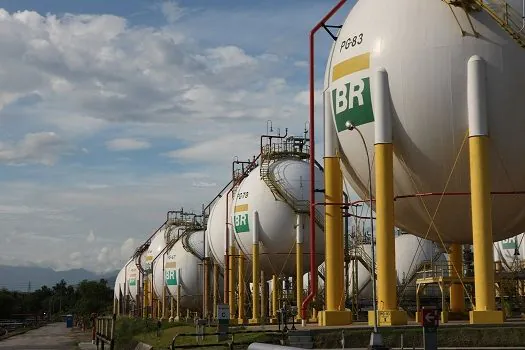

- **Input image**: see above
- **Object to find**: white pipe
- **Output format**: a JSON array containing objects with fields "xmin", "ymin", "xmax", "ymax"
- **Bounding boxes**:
[
  {"xmin": 253, "ymin": 210, "xmax": 260, "ymax": 244},
  {"xmin": 324, "ymin": 89, "xmax": 338, "ymax": 157},
  {"xmin": 374, "ymin": 68, "xmax": 393, "ymax": 145},
  {"xmin": 467, "ymin": 55, "xmax": 488, "ymax": 137},
  {"xmin": 296, "ymin": 214, "xmax": 304, "ymax": 244}
]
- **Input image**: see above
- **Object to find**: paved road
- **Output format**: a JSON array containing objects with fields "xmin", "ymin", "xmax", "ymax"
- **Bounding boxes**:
[{"xmin": 0, "ymin": 322, "xmax": 83, "ymax": 349}]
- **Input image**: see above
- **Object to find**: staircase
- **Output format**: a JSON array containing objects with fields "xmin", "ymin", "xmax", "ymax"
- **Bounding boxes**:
[
  {"xmin": 448, "ymin": 0, "xmax": 525, "ymax": 48},
  {"xmin": 348, "ymin": 244, "xmax": 376, "ymax": 277},
  {"xmin": 261, "ymin": 162, "xmax": 325, "ymax": 232}
]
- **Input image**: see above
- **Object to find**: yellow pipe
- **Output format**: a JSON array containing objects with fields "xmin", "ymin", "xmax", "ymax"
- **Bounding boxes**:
[
  {"xmin": 229, "ymin": 246, "xmax": 237, "ymax": 318},
  {"xmin": 213, "ymin": 262, "xmax": 218, "ymax": 319},
  {"xmin": 170, "ymin": 296, "xmax": 174, "ymax": 321},
  {"xmin": 296, "ymin": 242, "xmax": 303, "ymax": 319},
  {"xmin": 143, "ymin": 277, "xmax": 149, "ymax": 319},
  {"xmin": 324, "ymin": 156, "xmax": 344, "ymax": 311},
  {"xmin": 203, "ymin": 258, "xmax": 209, "ymax": 318},
  {"xmin": 176, "ymin": 284, "xmax": 181, "ymax": 320},
  {"xmin": 449, "ymin": 244, "xmax": 465, "ymax": 312},
  {"xmin": 272, "ymin": 275, "xmax": 278, "ymax": 317},
  {"xmin": 469, "ymin": 136, "xmax": 496, "ymax": 311},
  {"xmin": 261, "ymin": 270, "xmax": 267, "ymax": 320},
  {"xmin": 375, "ymin": 143, "xmax": 397, "ymax": 311},
  {"xmin": 238, "ymin": 252, "xmax": 245, "ymax": 323},
  {"xmin": 251, "ymin": 243, "xmax": 260, "ymax": 322}
]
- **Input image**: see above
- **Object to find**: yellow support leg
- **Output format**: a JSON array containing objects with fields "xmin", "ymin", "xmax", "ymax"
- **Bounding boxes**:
[
  {"xmin": 270, "ymin": 275, "xmax": 278, "ymax": 324},
  {"xmin": 449, "ymin": 244, "xmax": 465, "ymax": 313},
  {"xmin": 203, "ymin": 258, "xmax": 209, "ymax": 319},
  {"xmin": 320, "ymin": 156, "xmax": 352, "ymax": 326},
  {"xmin": 296, "ymin": 242, "xmax": 304, "ymax": 321},
  {"xmin": 468, "ymin": 135, "xmax": 504, "ymax": 324},
  {"xmin": 143, "ymin": 277, "xmax": 149, "ymax": 319},
  {"xmin": 229, "ymin": 246, "xmax": 237, "ymax": 325},
  {"xmin": 368, "ymin": 143, "xmax": 407, "ymax": 326},
  {"xmin": 238, "ymin": 252, "xmax": 246, "ymax": 324},
  {"xmin": 213, "ymin": 262, "xmax": 218, "ymax": 319},
  {"xmin": 249, "ymin": 243, "xmax": 261, "ymax": 324}
]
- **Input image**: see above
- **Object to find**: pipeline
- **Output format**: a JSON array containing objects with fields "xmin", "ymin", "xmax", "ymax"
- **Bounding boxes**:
[{"xmin": 302, "ymin": 0, "xmax": 348, "ymax": 320}]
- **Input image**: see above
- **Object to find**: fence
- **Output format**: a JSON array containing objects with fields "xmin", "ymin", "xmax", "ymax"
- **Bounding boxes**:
[{"xmin": 95, "ymin": 314, "xmax": 116, "ymax": 350}]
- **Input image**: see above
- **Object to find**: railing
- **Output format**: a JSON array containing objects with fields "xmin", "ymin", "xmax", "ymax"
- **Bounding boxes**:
[
  {"xmin": 448, "ymin": 0, "xmax": 525, "ymax": 47},
  {"xmin": 95, "ymin": 314, "xmax": 116, "ymax": 350},
  {"xmin": 265, "ymin": 172, "xmax": 325, "ymax": 232},
  {"xmin": 479, "ymin": 0, "xmax": 525, "ymax": 46}
]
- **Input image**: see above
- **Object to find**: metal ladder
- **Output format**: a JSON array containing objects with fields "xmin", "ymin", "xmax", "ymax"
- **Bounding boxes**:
[
  {"xmin": 261, "ymin": 163, "xmax": 325, "ymax": 232},
  {"xmin": 448, "ymin": 0, "xmax": 525, "ymax": 48}
]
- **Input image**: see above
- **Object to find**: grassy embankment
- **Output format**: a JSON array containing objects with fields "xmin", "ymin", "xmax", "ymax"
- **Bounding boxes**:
[{"xmin": 115, "ymin": 318, "xmax": 280, "ymax": 349}]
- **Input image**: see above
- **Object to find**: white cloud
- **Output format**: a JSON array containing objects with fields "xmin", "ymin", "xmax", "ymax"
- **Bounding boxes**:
[
  {"xmin": 0, "ymin": 5, "xmax": 319, "ymax": 273},
  {"xmin": 69, "ymin": 251, "xmax": 81, "ymax": 260},
  {"xmin": 0, "ymin": 132, "xmax": 68, "ymax": 166},
  {"xmin": 120, "ymin": 238, "xmax": 136, "ymax": 259},
  {"xmin": 294, "ymin": 61, "xmax": 308, "ymax": 68},
  {"xmin": 106, "ymin": 138, "xmax": 151, "ymax": 151},
  {"xmin": 87, "ymin": 230, "xmax": 96, "ymax": 243},
  {"xmin": 165, "ymin": 133, "xmax": 258, "ymax": 164},
  {"xmin": 161, "ymin": 1, "xmax": 184, "ymax": 24}
]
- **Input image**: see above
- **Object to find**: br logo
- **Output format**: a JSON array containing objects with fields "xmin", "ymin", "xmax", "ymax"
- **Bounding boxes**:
[
  {"xmin": 234, "ymin": 213, "xmax": 249, "ymax": 233},
  {"xmin": 331, "ymin": 77, "xmax": 374, "ymax": 132},
  {"xmin": 165, "ymin": 269, "xmax": 178, "ymax": 286}
]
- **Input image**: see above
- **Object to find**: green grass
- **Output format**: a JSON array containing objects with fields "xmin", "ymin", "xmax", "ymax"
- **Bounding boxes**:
[{"xmin": 134, "ymin": 324, "xmax": 280, "ymax": 349}]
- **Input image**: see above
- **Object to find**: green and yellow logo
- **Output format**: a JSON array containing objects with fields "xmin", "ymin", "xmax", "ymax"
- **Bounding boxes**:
[
  {"xmin": 165, "ymin": 262, "xmax": 178, "ymax": 286},
  {"xmin": 502, "ymin": 238, "xmax": 517, "ymax": 250},
  {"xmin": 234, "ymin": 204, "xmax": 249, "ymax": 233},
  {"xmin": 128, "ymin": 274, "xmax": 137, "ymax": 286},
  {"xmin": 331, "ymin": 52, "xmax": 374, "ymax": 132}
]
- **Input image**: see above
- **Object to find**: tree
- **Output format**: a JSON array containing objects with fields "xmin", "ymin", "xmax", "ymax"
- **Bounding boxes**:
[{"xmin": 74, "ymin": 279, "xmax": 113, "ymax": 317}]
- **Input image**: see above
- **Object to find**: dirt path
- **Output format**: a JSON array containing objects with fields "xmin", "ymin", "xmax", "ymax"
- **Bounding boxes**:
[{"xmin": 0, "ymin": 322, "xmax": 91, "ymax": 349}]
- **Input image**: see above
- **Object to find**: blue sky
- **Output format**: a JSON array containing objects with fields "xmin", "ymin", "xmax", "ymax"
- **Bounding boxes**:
[{"xmin": 0, "ymin": 0, "xmax": 356, "ymax": 273}]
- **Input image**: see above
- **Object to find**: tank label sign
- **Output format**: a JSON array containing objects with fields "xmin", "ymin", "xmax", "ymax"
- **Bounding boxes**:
[
  {"xmin": 234, "ymin": 204, "xmax": 250, "ymax": 233},
  {"xmin": 165, "ymin": 269, "xmax": 178, "ymax": 286},
  {"xmin": 331, "ymin": 52, "xmax": 374, "ymax": 132},
  {"xmin": 502, "ymin": 238, "xmax": 517, "ymax": 250}
]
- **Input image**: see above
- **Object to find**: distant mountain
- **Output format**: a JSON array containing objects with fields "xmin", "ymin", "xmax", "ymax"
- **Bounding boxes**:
[{"xmin": 0, "ymin": 265, "xmax": 118, "ymax": 291}]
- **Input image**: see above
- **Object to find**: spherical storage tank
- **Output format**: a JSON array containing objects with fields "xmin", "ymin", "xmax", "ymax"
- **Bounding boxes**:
[
  {"xmin": 494, "ymin": 232, "xmax": 525, "ymax": 267},
  {"xmin": 347, "ymin": 234, "xmax": 444, "ymax": 299},
  {"xmin": 114, "ymin": 265, "xmax": 127, "ymax": 300},
  {"xmin": 206, "ymin": 192, "xmax": 234, "ymax": 268},
  {"xmin": 140, "ymin": 228, "xmax": 168, "ymax": 273},
  {"xmin": 328, "ymin": 0, "xmax": 525, "ymax": 243},
  {"xmin": 125, "ymin": 261, "xmax": 140, "ymax": 301},
  {"xmin": 232, "ymin": 159, "xmax": 325, "ymax": 276},
  {"xmin": 153, "ymin": 230, "xmax": 208, "ymax": 310}
]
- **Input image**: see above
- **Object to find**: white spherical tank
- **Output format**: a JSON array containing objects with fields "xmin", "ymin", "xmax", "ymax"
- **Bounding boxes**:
[
  {"xmin": 141, "ymin": 228, "xmax": 167, "ymax": 273},
  {"xmin": 125, "ymin": 261, "xmax": 140, "ymax": 301},
  {"xmin": 347, "ymin": 244, "xmax": 373, "ymax": 299},
  {"xmin": 494, "ymin": 233, "xmax": 525, "ymax": 267},
  {"xmin": 153, "ymin": 230, "xmax": 207, "ymax": 310},
  {"xmin": 114, "ymin": 266, "xmax": 127, "ymax": 300},
  {"xmin": 347, "ymin": 234, "xmax": 443, "ymax": 298},
  {"xmin": 206, "ymin": 192, "xmax": 233, "ymax": 268},
  {"xmin": 232, "ymin": 159, "xmax": 325, "ymax": 276},
  {"xmin": 328, "ymin": 0, "xmax": 525, "ymax": 243}
]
